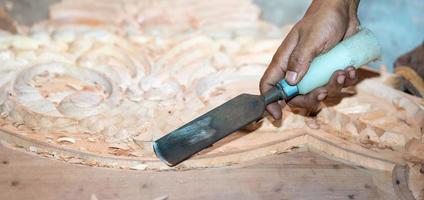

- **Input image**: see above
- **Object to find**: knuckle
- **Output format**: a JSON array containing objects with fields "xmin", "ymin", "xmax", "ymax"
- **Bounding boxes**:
[
  {"xmin": 305, "ymin": 104, "xmax": 318, "ymax": 115},
  {"xmin": 270, "ymin": 52, "xmax": 282, "ymax": 65},
  {"xmin": 286, "ymin": 96, "xmax": 302, "ymax": 108},
  {"xmin": 347, "ymin": 66, "xmax": 355, "ymax": 70},
  {"xmin": 325, "ymin": 84, "xmax": 336, "ymax": 93},
  {"xmin": 336, "ymin": 70, "xmax": 345, "ymax": 75},
  {"xmin": 288, "ymin": 53, "xmax": 309, "ymax": 71},
  {"xmin": 259, "ymin": 79, "xmax": 270, "ymax": 92}
]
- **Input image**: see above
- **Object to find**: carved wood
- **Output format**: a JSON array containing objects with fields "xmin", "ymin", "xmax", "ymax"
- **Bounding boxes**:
[{"xmin": 0, "ymin": 0, "xmax": 422, "ymax": 199}]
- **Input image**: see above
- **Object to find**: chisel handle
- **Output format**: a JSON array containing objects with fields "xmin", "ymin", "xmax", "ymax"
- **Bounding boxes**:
[{"xmin": 276, "ymin": 28, "xmax": 381, "ymax": 99}]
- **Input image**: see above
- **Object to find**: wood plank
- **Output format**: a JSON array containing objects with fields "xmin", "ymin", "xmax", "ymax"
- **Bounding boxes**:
[{"xmin": 0, "ymin": 143, "xmax": 393, "ymax": 200}]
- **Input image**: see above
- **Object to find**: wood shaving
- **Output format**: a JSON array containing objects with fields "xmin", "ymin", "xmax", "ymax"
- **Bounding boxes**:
[
  {"xmin": 67, "ymin": 157, "xmax": 83, "ymax": 164},
  {"xmin": 153, "ymin": 195, "xmax": 169, "ymax": 200},
  {"xmin": 305, "ymin": 118, "xmax": 320, "ymax": 130},
  {"xmin": 129, "ymin": 163, "xmax": 148, "ymax": 170},
  {"xmin": 108, "ymin": 143, "xmax": 130, "ymax": 151},
  {"xmin": 28, "ymin": 146, "xmax": 37, "ymax": 153},
  {"xmin": 90, "ymin": 194, "xmax": 98, "ymax": 200},
  {"xmin": 56, "ymin": 137, "xmax": 76, "ymax": 144}
]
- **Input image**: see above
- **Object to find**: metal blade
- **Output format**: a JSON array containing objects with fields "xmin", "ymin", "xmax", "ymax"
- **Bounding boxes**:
[{"xmin": 153, "ymin": 93, "xmax": 266, "ymax": 166}]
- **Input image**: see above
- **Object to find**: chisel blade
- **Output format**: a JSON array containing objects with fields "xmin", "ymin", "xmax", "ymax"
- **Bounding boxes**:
[{"xmin": 153, "ymin": 93, "xmax": 266, "ymax": 166}]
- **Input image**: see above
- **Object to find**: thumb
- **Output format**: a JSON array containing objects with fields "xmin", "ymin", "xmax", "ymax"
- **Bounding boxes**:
[{"xmin": 285, "ymin": 36, "xmax": 320, "ymax": 85}]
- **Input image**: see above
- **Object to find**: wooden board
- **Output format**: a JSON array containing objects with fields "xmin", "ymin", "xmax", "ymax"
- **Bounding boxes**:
[
  {"xmin": 0, "ymin": 70, "xmax": 423, "ymax": 199},
  {"xmin": 1, "ymin": 0, "xmax": 420, "ymax": 174},
  {"xmin": 0, "ymin": 142, "xmax": 400, "ymax": 200}
]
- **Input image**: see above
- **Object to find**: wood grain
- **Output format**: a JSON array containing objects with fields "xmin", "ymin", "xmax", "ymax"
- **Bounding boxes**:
[{"xmin": 0, "ymin": 143, "xmax": 395, "ymax": 200}]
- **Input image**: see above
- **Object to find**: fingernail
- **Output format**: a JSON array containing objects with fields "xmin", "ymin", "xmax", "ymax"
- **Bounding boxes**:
[
  {"xmin": 317, "ymin": 93, "xmax": 327, "ymax": 101},
  {"xmin": 285, "ymin": 71, "xmax": 297, "ymax": 84},
  {"xmin": 348, "ymin": 70, "xmax": 355, "ymax": 79},
  {"xmin": 337, "ymin": 75, "xmax": 345, "ymax": 84}
]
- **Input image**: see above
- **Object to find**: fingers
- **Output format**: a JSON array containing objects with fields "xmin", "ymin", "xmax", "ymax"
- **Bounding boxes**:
[
  {"xmin": 265, "ymin": 103, "xmax": 283, "ymax": 120},
  {"xmin": 287, "ymin": 87, "xmax": 327, "ymax": 114},
  {"xmin": 260, "ymin": 30, "xmax": 299, "ymax": 93},
  {"xmin": 344, "ymin": 17, "xmax": 360, "ymax": 39},
  {"xmin": 260, "ymin": 30, "xmax": 299, "ymax": 120},
  {"xmin": 286, "ymin": 66, "xmax": 358, "ymax": 115},
  {"xmin": 344, "ymin": 66, "xmax": 358, "ymax": 86},
  {"xmin": 326, "ymin": 70, "xmax": 345, "ymax": 97},
  {"xmin": 285, "ymin": 32, "xmax": 321, "ymax": 85}
]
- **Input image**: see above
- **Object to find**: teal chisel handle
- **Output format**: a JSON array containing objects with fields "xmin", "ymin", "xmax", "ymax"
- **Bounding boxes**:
[{"xmin": 276, "ymin": 28, "xmax": 381, "ymax": 99}]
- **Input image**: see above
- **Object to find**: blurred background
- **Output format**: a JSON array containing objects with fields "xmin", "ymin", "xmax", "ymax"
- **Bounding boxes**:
[
  {"xmin": 2, "ymin": 0, "xmax": 423, "ymax": 71},
  {"xmin": 256, "ymin": 0, "xmax": 424, "ymax": 71}
]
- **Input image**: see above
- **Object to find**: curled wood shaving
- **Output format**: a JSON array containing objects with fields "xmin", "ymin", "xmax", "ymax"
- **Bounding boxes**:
[{"xmin": 56, "ymin": 137, "xmax": 76, "ymax": 144}]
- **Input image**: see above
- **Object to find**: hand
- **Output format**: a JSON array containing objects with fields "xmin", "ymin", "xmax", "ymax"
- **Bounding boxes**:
[{"xmin": 260, "ymin": 0, "xmax": 360, "ymax": 119}]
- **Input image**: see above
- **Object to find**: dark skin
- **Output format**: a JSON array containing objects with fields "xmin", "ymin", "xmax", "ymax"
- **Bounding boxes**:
[{"xmin": 260, "ymin": 0, "xmax": 361, "ymax": 119}]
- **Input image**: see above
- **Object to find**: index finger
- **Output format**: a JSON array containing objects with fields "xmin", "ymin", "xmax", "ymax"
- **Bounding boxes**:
[
  {"xmin": 259, "ymin": 30, "xmax": 299, "ymax": 94},
  {"xmin": 259, "ymin": 30, "xmax": 299, "ymax": 119}
]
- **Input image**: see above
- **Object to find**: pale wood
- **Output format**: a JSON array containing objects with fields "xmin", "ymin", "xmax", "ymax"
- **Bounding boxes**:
[
  {"xmin": 0, "ymin": 142, "xmax": 397, "ymax": 200},
  {"xmin": 0, "ymin": 0, "xmax": 422, "ymax": 199},
  {"xmin": 0, "ymin": 70, "xmax": 423, "ymax": 198}
]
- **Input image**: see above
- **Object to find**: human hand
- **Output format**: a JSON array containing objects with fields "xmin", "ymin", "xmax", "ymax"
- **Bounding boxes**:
[{"xmin": 260, "ymin": 0, "xmax": 361, "ymax": 119}]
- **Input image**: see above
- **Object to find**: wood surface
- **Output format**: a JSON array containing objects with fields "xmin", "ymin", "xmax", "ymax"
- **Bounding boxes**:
[
  {"xmin": 0, "ymin": 70, "xmax": 423, "ymax": 200},
  {"xmin": 0, "ymin": 0, "xmax": 422, "ymax": 199},
  {"xmin": 0, "ymin": 142, "xmax": 398, "ymax": 200}
]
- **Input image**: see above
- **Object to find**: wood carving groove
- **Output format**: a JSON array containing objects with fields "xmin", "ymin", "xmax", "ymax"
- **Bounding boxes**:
[{"xmin": 0, "ymin": 0, "xmax": 422, "ymax": 198}]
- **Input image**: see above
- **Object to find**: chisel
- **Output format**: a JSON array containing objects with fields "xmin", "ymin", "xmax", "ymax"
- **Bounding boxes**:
[{"xmin": 153, "ymin": 28, "xmax": 381, "ymax": 166}]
